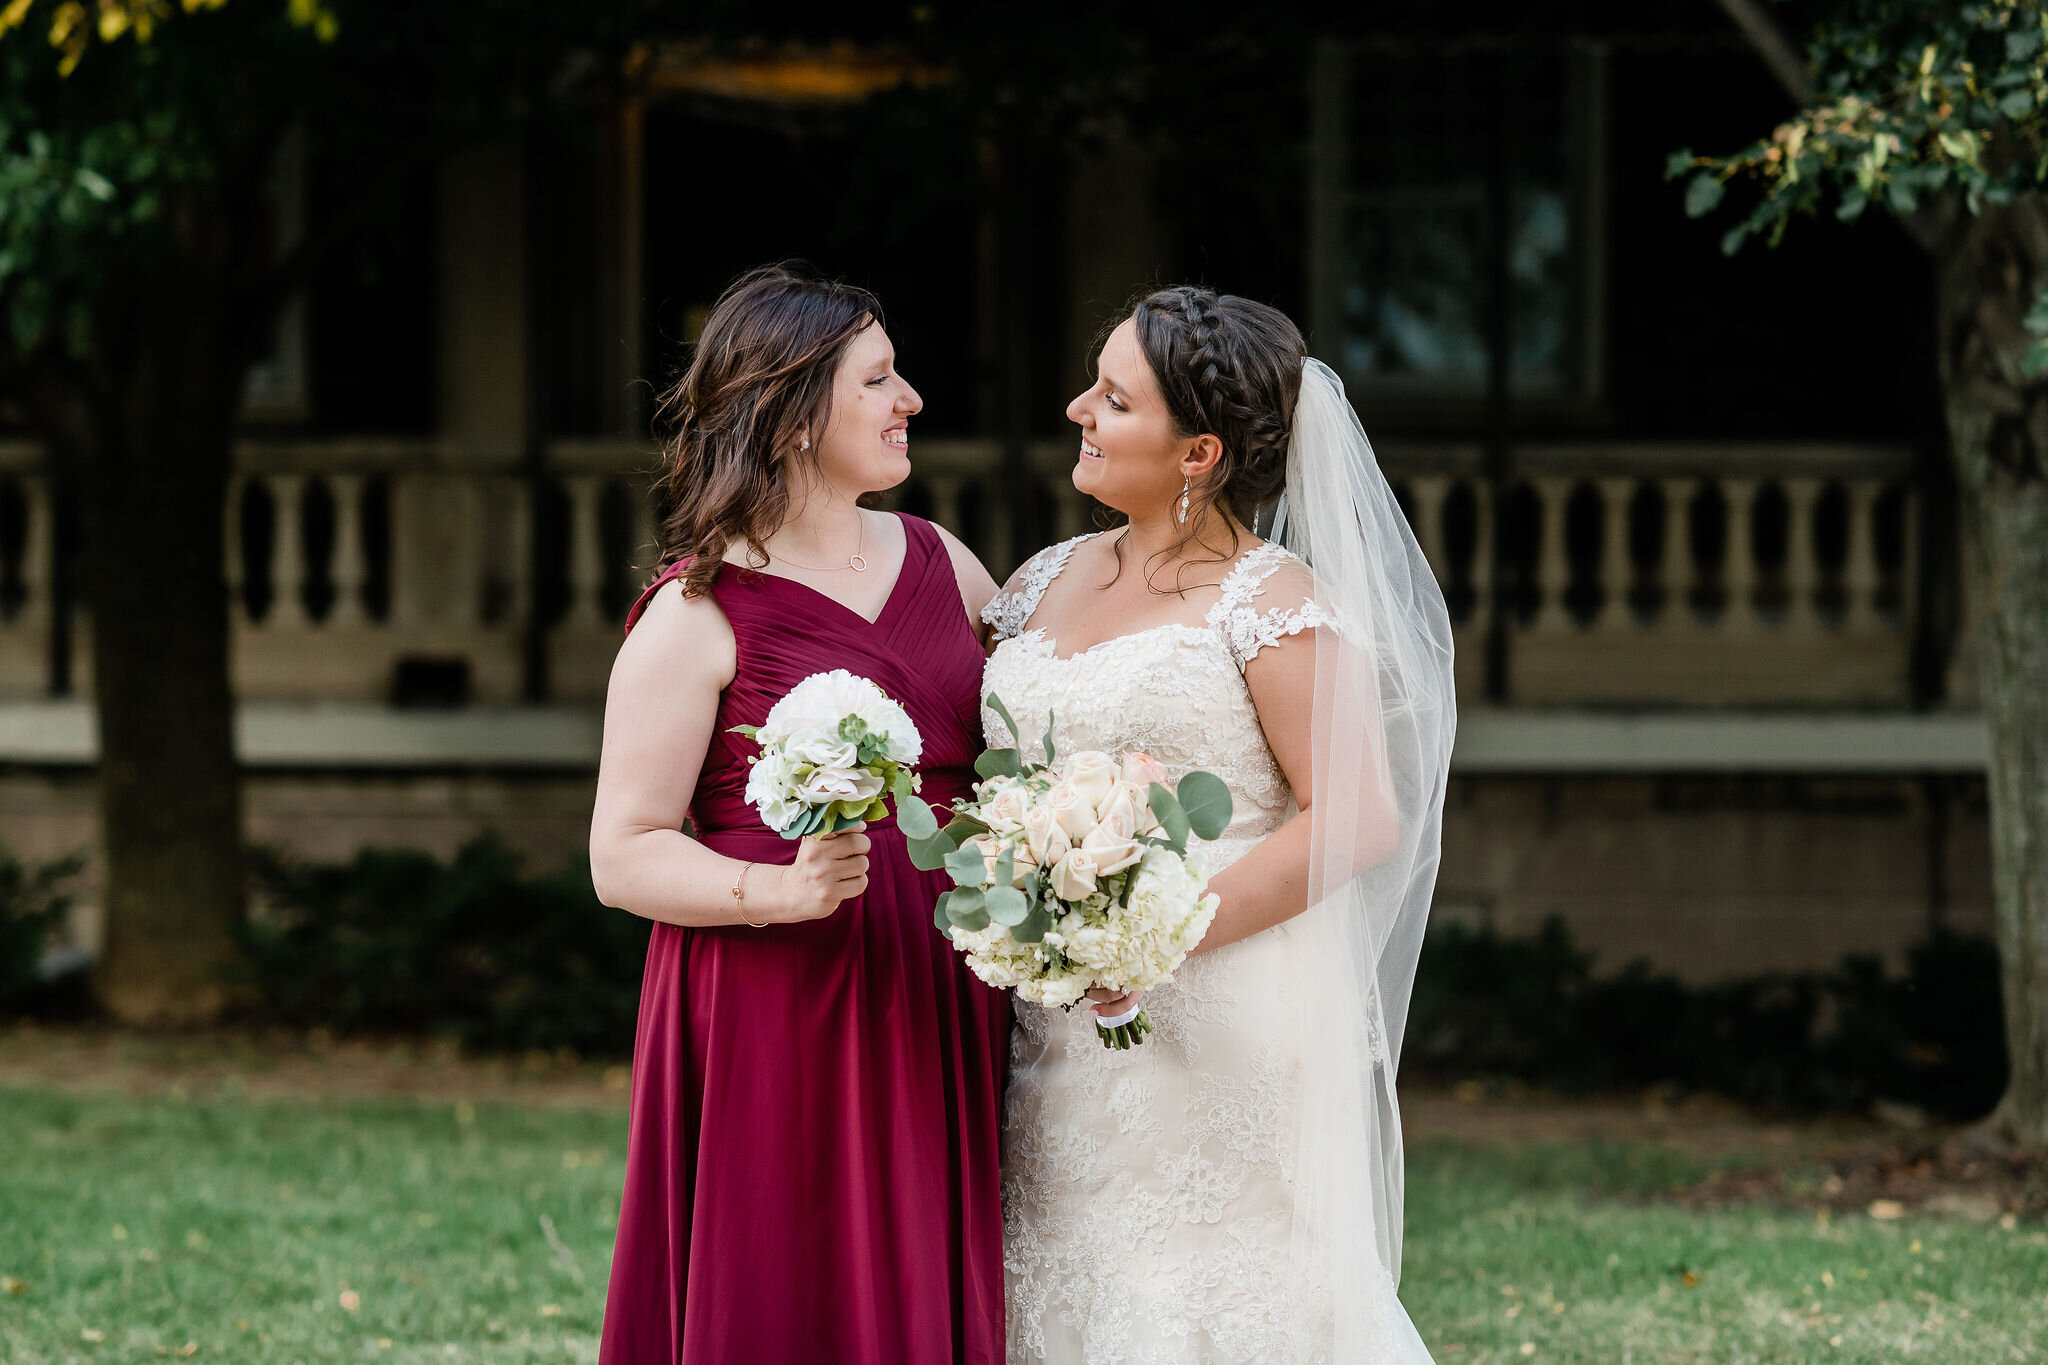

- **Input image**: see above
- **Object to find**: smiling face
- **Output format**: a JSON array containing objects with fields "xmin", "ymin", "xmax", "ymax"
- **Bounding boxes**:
[
  {"xmin": 1065, "ymin": 317, "xmax": 1213, "ymax": 520},
  {"xmin": 809, "ymin": 320, "xmax": 923, "ymax": 495}
]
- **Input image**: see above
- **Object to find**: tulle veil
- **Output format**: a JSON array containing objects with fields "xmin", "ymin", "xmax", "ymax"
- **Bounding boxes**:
[{"xmin": 1266, "ymin": 357, "xmax": 1455, "ymax": 1360}]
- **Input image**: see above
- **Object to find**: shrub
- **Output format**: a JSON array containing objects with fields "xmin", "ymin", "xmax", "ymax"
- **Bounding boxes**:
[
  {"xmin": 237, "ymin": 834, "xmax": 648, "ymax": 1056},
  {"xmin": 0, "ymin": 847, "xmax": 87, "ymax": 1015},
  {"xmin": 1407, "ymin": 916, "xmax": 2006, "ymax": 1120}
]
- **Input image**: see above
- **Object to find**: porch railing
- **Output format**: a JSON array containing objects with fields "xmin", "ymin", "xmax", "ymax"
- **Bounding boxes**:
[{"xmin": 0, "ymin": 437, "xmax": 1928, "ymax": 709}]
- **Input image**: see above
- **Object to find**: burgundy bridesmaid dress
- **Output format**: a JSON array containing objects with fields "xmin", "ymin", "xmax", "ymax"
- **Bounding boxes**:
[{"xmin": 598, "ymin": 513, "xmax": 1011, "ymax": 1365}]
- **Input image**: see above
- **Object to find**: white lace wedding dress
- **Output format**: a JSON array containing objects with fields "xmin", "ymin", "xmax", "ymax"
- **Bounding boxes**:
[{"xmin": 981, "ymin": 533, "xmax": 1412, "ymax": 1364}]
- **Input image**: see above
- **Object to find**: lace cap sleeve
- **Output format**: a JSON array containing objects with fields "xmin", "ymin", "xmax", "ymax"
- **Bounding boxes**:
[
  {"xmin": 1206, "ymin": 543, "xmax": 1335, "ymax": 671},
  {"xmin": 981, "ymin": 533, "xmax": 1091, "ymax": 642}
]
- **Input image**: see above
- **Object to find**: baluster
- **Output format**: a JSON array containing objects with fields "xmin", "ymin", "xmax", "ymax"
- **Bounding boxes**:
[
  {"xmin": 1783, "ymin": 476, "xmax": 1820, "ymax": 635},
  {"xmin": 1656, "ymin": 477, "xmax": 1693, "ymax": 633},
  {"xmin": 268, "ymin": 472, "xmax": 309, "ymax": 629},
  {"xmin": 926, "ymin": 475, "xmax": 966, "ymax": 542},
  {"xmin": 326, "ymin": 473, "xmax": 366, "ymax": 627},
  {"xmin": 1050, "ymin": 478, "xmax": 1088, "ymax": 542},
  {"xmin": 16, "ymin": 476, "xmax": 47, "ymax": 629},
  {"xmin": 1407, "ymin": 475, "xmax": 1450, "ymax": 584},
  {"xmin": 1842, "ymin": 479, "xmax": 1882, "ymax": 633},
  {"xmin": 1597, "ymin": 476, "xmax": 1634, "ymax": 630},
  {"xmin": 564, "ymin": 475, "xmax": 605, "ymax": 630},
  {"xmin": 1466, "ymin": 478, "xmax": 1494, "ymax": 632},
  {"xmin": 1532, "ymin": 475, "xmax": 1573, "ymax": 633},
  {"xmin": 1721, "ymin": 477, "xmax": 1758, "ymax": 636},
  {"xmin": 224, "ymin": 478, "xmax": 246, "ymax": 622}
]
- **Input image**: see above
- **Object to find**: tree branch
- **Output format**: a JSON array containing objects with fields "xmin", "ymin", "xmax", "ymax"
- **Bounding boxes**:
[{"xmin": 1715, "ymin": 0, "xmax": 1811, "ymax": 106}]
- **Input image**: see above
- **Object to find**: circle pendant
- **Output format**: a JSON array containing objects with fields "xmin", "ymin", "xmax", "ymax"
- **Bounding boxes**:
[{"xmin": 848, "ymin": 553, "xmax": 868, "ymax": 572}]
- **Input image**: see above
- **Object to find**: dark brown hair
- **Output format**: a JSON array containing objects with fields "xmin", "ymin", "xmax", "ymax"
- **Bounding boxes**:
[
  {"xmin": 651, "ymin": 263, "xmax": 883, "ymax": 599},
  {"xmin": 1112, "ymin": 284, "xmax": 1306, "ymax": 587}
]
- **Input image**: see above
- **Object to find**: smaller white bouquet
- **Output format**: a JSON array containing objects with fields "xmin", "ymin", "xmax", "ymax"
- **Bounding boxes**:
[
  {"xmin": 899, "ymin": 694, "xmax": 1230, "ymax": 1048},
  {"xmin": 730, "ymin": 669, "xmax": 923, "ymax": 838}
]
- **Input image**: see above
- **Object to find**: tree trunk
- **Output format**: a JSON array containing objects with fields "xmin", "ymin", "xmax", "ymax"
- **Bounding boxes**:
[
  {"xmin": 1932, "ymin": 194, "xmax": 2048, "ymax": 1149},
  {"xmin": 28, "ymin": 201, "xmax": 256, "ymax": 1025}
]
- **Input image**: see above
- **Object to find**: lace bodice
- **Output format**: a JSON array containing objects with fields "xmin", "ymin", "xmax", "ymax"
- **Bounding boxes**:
[
  {"xmin": 981, "ymin": 536, "xmax": 1327, "ymax": 850},
  {"xmin": 980, "ymin": 535, "xmax": 1396, "ymax": 1364}
]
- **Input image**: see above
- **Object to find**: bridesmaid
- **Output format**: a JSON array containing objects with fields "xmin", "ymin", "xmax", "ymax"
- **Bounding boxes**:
[{"xmin": 591, "ymin": 264, "xmax": 1011, "ymax": 1364}]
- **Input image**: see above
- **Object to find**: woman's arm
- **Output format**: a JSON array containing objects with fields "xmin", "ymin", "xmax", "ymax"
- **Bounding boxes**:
[
  {"xmin": 589, "ymin": 579, "xmax": 871, "ymax": 927},
  {"xmin": 931, "ymin": 520, "xmax": 1003, "ymax": 649}
]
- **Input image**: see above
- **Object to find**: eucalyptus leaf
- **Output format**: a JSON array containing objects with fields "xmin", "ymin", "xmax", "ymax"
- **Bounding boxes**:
[
  {"xmin": 945, "ymin": 886, "xmax": 989, "ymax": 931},
  {"xmin": 944, "ymin": 844, "xmax": 990, "ymax": 888},
  {"xmin": 1175, "ymin": 770, "xmax": 1233, "ymax": 842},
  {"xmin": 985, "ymin": 885, "xmax": 1030, "ymax": 926},
  {"xmin": 1147, "ymin": 781, "xmax": 1191, "ymax": 855},
  {"xmin": 940, "ymin": 818, "xmax": 984, "ymax": 845},
  {"xmin": 1683, "ymin": 172, "xmax": 1723, "ymax": 218},
  {"xmin": 897, "ymin": 794, "xmax": 939, "ymax": 840},
  {"xmin": 975, "ymin": 747, "xmax": 1023, "ymax": 780},
  {"xmin": 933, "ymin": 899, "xmax": 955, "ymax": 934},
  {"xmin": 994, "ymin": 845, "xmax": 1015, "ymax": 889},
  {"xmin": 984, "ymin": 692, "xmax": 1022, "ymax": 745},
  {"xmin": 907, "ymin": 830, "xmax": 957, "ymax": 872},
  {"xmin": 1011, "ymin": 902, "xmax": 1052, "ymax": 944}
]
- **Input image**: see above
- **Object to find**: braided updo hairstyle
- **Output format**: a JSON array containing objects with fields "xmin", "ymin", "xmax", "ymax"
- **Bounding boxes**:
[{"xmin": 1126, "ymin": 284, "xmax": 1306, "ymax": 575}]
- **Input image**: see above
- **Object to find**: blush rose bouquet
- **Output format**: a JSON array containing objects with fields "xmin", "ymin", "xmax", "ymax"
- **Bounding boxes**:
[{"xmin": 898, "ymin": 693, "xmax": 1229, "ymax": 1048}]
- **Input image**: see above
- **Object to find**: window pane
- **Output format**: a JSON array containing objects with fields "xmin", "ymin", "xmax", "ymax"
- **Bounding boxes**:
[{"xmin": 1338, "ymin": 51, "xmax": 1575, "ymax": 397}]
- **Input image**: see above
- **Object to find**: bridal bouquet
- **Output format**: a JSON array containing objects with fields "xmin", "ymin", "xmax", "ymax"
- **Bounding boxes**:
[
  {"xmin": 899, "ymin": 694, "xmax": 1229, "ymax": 1048},
  {"xmin": 730, "ymin": 670, "xmax": 923, "ymax": 838}
]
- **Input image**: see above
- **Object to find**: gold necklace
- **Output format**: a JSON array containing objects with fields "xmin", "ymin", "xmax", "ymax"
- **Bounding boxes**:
[{"xmin": 770, "ymin": 515, "xmax": 868, "ymax": 573}]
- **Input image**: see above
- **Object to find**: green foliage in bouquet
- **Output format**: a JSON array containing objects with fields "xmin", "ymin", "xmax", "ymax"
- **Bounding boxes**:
[{"xmin": 899, "ymin": 691, "xmax": 1232, "ymax": 948}]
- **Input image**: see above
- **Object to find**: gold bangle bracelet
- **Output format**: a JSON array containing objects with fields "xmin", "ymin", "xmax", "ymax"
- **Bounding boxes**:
[{"xmin": 732, "ymin": 861, "xmax": 767, "ymax": 928}]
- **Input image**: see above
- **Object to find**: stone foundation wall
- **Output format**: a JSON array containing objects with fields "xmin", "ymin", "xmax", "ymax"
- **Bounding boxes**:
[{"xmin": 0, "ymin": 769, "xmax": 1992, "ymax": 985}]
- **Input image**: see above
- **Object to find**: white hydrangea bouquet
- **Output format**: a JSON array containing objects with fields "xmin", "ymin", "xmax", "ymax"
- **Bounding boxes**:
[
  {"xmin": 898, "ymin": 693, "xmax": 1231, "ymax": 1048},
  {"xmin": 730, "ymin": 670, "xmax": 923, "ymax": 838}
]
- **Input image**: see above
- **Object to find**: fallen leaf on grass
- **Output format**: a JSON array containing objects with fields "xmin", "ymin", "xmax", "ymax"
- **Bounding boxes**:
[
  {"xmin": 80, "ymin": 1328, "xmax": 104, "ymax": 1342},
  {"xmin": 340, "ymin": 1290, "xmax": 360, "ymax": 1312},
  {"xmin": 539, "ymin": 1304, "xmax": 562, "ymax": 1317},
  {"xmin": 1, "ymin": 1275, "xmax": 24, "ymax": 1294},
  {"xmin": 1868, "ymin": 1199, "xmax": 1906, "ymax": 1220}
]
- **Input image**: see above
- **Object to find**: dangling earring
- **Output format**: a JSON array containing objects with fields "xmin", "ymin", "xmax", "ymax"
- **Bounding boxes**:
[{"xmin": 1177, "ymin": 476, "xmax": 1191, "ymax": 526}]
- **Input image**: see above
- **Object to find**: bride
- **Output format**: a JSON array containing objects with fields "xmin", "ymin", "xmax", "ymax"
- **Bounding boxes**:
[{"xmin": 980, "ymin": 286, "xmax": 1454, "ymax": 1363}]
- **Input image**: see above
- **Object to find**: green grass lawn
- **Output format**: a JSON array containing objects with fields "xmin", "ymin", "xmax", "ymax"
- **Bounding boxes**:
[{"xmin": 0, "ymin": 1086, "xmax": 2041, "ymax": 1363}]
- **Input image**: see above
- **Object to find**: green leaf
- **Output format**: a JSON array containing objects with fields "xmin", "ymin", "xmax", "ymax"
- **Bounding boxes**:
[
  {"xmin": 897, "ymin": 793, "xmax": 939, "ymax": 840},
  {"xmin": 944, "ymin": 886, "xmax": 988, "ymax": 931},
  {"xmin": 1147, "ymin": 782, "xmax": 1190, "ymax": 855},
  {"xmin": 727, "ymin": 724, "xmax": 760, "ymax": 740},
  {"xmin": 889, "ymin": 766, "xmax": 915, "ymax": 800},
  {"xmin": 1719, "ymin": 223, "xmax": 1752, "ymax": 257},
  {"xmin": 2001, "ymin": 90, "xmax": 2035, "ymax": 119},
  {"xmin": 934, "ymin": 898, "xmax": 955, "ymax": 934},
  {"xmin": 984, "ymin": 692, "xmax": 1021, "ymax": 744},
  {"xmin": 975, "ymin": 748, "xmax": 1022, "ymax": 780},
  {"xmin": 1683, "ymin": 173, "xmax": 1724, "ymax": 218},
  {"xmin": 944, "ymin": 844, "xmax": 989, "ymax": 888},
  {"xmin": 1010, "ymin": 902, "xmax": 1052, "ymax": 943},
  {"xmin": 1836, "ymin": 189, "xmax": 1869, "ymax": 222},
  {"xmin": 1663, "ymin": 148, "xmax": 1696, "ymax": 180},
  {"xmin": 907, "ymin": 830, "xmax": 957, "ymax": 871},
  {"xmin": 940, "ymin": 818, "xmax": 984, "ymax": 845},
  {"xmin": 994, "ymin": 845, "xmax": 1015, "ymax": 889},
  {"xmin": 1885, "ymin": 180, "xmax": 1919, "ymax": 215},
  {"xmin": 74, "ymin": 168, "xmax": 113, "ymax": 201},
  {"xmin": 1175, "ymin": 770, "xmax": 1234, "ymax": 842},
  {"xmin": 985, "ymin": 885, "xmax": 1029, "ymax": 926},
  {"xmin": 1041, "ymin": 712, "xmax": 1056, "ymax": 764}
]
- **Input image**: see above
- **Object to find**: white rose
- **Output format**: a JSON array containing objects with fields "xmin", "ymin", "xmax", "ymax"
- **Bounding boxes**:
[
  {"xmin": 1092, "ymin": 785, "xmax": 1143, "ymax": 843},
  {"xmin": 1020, "ymin": 807, "xmax": 1072, "ymax": 868},
  {"xmin": 1065, "ymin": 751, "xmax": 1119, "ymax": 810},
  {"xmin": 1080, "ymin": 824, "xmax": 1141, "ymax": 876},
  {"xmin": 1044, "ymin": 782, "xmax": 1098, "ymax": 841},
  {"xmin": 1048, "ymin": 848, "xmax": 1101, "ymax": 902},
  {"xmin": 784, "ymin": 731, "xmax": 860, "ymax": 771},
  {"xmin": 981, "ymin": 784, "xmax": 1032, "ymax": 835},
  {"xmin": 796, "ymin": 766, "xmax": 885, "ymax": 805}
]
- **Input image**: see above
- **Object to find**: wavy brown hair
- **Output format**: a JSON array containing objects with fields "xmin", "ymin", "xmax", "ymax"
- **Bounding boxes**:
[{"xmin": 650, "ymin": 264, "xmax": 883, "ymax": 599}]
